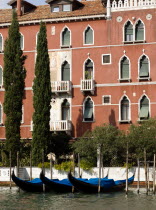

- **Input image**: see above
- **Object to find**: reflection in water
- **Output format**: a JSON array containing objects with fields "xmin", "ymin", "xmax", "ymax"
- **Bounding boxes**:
[{"xmin": 0, "ymin": 187, "xmax": 156, "ymax": 210}]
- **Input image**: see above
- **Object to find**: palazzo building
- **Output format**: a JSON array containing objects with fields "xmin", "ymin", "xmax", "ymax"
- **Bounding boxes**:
[{"xmin": 0, "ymin": 0, "xmax": 156, "ymax": 141}]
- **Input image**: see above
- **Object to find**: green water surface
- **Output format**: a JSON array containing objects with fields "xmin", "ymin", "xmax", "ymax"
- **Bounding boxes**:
[{"xmin": 0, "ymin": 187, "xmax": 156, "ymax": 210}]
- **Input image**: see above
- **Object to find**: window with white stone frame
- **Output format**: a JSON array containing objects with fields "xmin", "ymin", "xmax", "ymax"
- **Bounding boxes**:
[
  {"xmin": 102, "ymin": 54, "xmax": 111, "ymax": 65},
  {"xmin": 0, "ymin": 34, "xmax": 3, "ymax": 52},
  {"xmin": 124, "ymin": 21, "xmax": 133, "ymax": 42},
  {"xmin": 0, "ymin": 104, "xmax": 2, "ymax": 124},
  {"xmin": 135, "ymin": 20, "xmax": 144, "ymax": 41},
  {"xmin": 61, "ymin": 99, "xmax": 70, "ymax": 121},
  {"xmin": 120, "ymin": 56, "xmax": 130, "ymax": 80},
  {"xmin": 139, "ymin": 95, "xmax": 149, "ymax": 120},
  {"xmin": 84, "ymin": 26, "xmax": 93, "ymax": 45},
  {"xmin": 120, "ymin": 96, "xmax": 130, "ymax": 122},
  {"xmin": 61, "ymin": 27, "xmax": 71, "ymax": 47},
  {"xmin": 0, "ymin": 66, "xmax": 3, "ymax": 87},
  {"xmin": 102, "ymin": 95, "xmax": 111, "ymax": 105},
  {"xmin": 20, "ymin": 33, "xmax": 24, "ymax": 50},
  {"xmin": 139, "ymin": 55, "xmax": 149, "ymax": 80},
  {"xmin": 83, "ymin": 97, "xmax": 94, "ymax": 122},
  {"xmin": 124, "ymin": 19, "xmax": 145, "ymax": 43}
]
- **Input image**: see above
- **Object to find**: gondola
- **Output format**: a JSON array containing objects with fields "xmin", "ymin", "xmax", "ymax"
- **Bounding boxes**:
[
  {"xmin": 12, "ymin": 170, "xmax": 50, "ymax": 192},
  {"xmin": 40, "ymin": 170, "xmax": 89, "ymax": 193},
  {"xmin": 68, "ymin": 172, "xmax": 134, "ymax": 193},
  {"xmin": 40, "ymin": 170, "xmax": 108, "ymax": 193},
  {"xmin": 40, "ymin": 170, "xmax": 74, "ymax": 193}
]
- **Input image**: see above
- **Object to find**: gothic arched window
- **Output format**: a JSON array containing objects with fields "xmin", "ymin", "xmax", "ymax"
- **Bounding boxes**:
[
  {"xmin": 84, "ymin": 26, "xmax": 93, "ymax": 44},
  {"xmin": 83, "ymin": 98, "xmax": 94, "ymax": 121},
  {"xmin": 61, "ymin": 61, "xmax": 70, "ymax": 81},
  {"xmin": 62, "ymin": 28, "xmax": 70, "ymax": 46},
  {"xmin": 62, "ymin": 99, "xmax": 70, "ymax": 120},
  {"xmin": 121, "ymin": 96, "xmax": 130, "ymax": 121},
  {"xmin": 0, "ymin": 34, "xmax": 3, "ymax": 51},
  {"xmin": 139, "ymin": 55, "xmax": 149, "ymax": 78},
  {"xmin": 120, "ymin": 56, "xmax": 130, "ymax": 79},
  {"xmin": 135, "ymin": 20, "xmax": 144, "ymax": 41},
  {"xmin": 0, "ymin": 66, "xmax": 2, "ymax": 87},
  {"xmin": 139, "ymin": 96, "xmax": 149, "ymax": 120},
  {"xmin": 125, "ymin": 21, "xmax": 133, "ymax": 42},
  {"xmin": 85, "ymin": 59, "xmax": 93, "ymax": 79},
  {"xmin": 20, "ymin": 33, "xmax": 24, "ymax": 50}
]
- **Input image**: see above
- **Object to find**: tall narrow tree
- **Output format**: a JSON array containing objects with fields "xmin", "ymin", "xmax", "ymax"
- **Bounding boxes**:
[
  {"xmin": 32, "ymin": 22, "xmax": 51, "ymax": 165},
  {"xmin": 3, "ymin": 11, "xmax": 26, "ymax": 166}
]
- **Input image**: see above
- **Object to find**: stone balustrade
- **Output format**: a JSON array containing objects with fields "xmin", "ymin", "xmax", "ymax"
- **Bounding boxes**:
[{"xmin": 111, "ymin": 0, "xmax": 156, "ymax": 11}]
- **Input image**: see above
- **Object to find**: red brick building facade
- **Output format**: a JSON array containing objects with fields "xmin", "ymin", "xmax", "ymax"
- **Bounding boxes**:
[{"xmin": 0, "ymin": 0, "xmax": 156, "ymax": 140}]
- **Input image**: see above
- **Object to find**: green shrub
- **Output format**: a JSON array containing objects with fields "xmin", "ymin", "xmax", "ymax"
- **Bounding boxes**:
[
  {"xmin": 80, "ymin": 159, "xmax": 94, "ymax": 170},
  {"xmin": 54, "ymin": 161, "xmax": 74, "ymax": 172},
  {"xmin": 38, "ymin": 162, "xmax": 50, "ymax": 168},
  {"xmin": 122, "ymin": 162, "xmax": 135, "ymax": 169}
]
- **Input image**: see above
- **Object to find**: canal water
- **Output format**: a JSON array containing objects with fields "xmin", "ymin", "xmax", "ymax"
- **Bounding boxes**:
[{"xmin": 0, "ymin": 187, "xmax": 156, "ymax": 210}]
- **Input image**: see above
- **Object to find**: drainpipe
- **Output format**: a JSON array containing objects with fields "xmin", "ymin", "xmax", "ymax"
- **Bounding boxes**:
[{"xmin": 17, "ymin": 0, "xmax": 22, "ymax": 16}]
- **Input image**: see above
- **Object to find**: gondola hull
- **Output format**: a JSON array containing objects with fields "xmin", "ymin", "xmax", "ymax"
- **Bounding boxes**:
[
  {"xmin": 68, "ymin": 172, "xmax": 134, "ymax": 193},
  {"xmin": 40, "ymin": 171, "xmax": 74, "ymax": 193},
  {"xmin": 12, "ymin": 171, "xmax": 49, "ymax": 192}
]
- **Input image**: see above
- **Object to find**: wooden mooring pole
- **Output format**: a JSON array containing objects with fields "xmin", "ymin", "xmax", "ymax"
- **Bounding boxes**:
[
  {"xmin": 147, "ymin": 162, "xmax": 150, "ymax": 192},
  {"xmin": 72, "ymin": 152, "xmax": 75, "ymax": 193},
  {"xmin": 137, "ymin": 158, "xmax": 140, "ymax": 194},
  {"xmin": 98, "ymin": 145, "xmax": 101, "ymax": 193},
  {"xmin": 101, "ymin": 155, "xmax": 104, "ymax": 178},
  {"xmin": 78, "ymin": 153, "xmax": 80, "ymax": 178},
  {"xmin": 73, "ymin": 152, "xmax": 75, "ymax": 176},
  {"xmin": 144, "ymin": 149, "xmax": 148, "ymax": 194},
  {"xmin": 50, "ymin": 153, "xmax": 53, "ymax": 180},
  {"xmin": 30, "ymin": 151, "xmax": 32, "ymax": 181},
  {"xmin": 42, "ymin": 149, "xmax": 45, "ymax": 192},
  {"xmin": 153, "ymin": 154, "xmax": 156, "ymax": 194},
  {"xmin": 17, "ymin": 151, "xmax": 19, "ymax": 178},
  {"xmin": 125, "ymin": 142, "xmax": 128, "ymax": 195},
  {"xmin": 17, "ymin": 151, "xmax": 20, "ymax": 192},
  {"xmin": 9, "ymin": 151, "xmax": 12, "ymax": 189}
]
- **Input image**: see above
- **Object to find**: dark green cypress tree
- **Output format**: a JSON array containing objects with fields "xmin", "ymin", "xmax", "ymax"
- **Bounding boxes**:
[
  {"xmin": 3, "ymin": 11, "xmax": 26, "ymax": 166},
  {"xmin": 32, "ymin": 22, "xmax": 51, "ymax": 165}
]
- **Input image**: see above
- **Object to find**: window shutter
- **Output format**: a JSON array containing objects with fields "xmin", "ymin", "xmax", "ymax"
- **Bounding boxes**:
[
  {"xmin": 126, "ymin": 25, "xmax": 133, "ymax": 35},
  {"xmin": 84, "ymin": 99, "xmax": 93, "ymax": 120},
  {"xmin": 139, "ymin": 106, "xmax": 149, "ymax": 118},
  {"xmin": 139, "ymin": 57, "xmax": 149, "ymax": 77},
  {"xmin": 135, "ymin": 21, "xmax": 144, "ymax": 41},
  {"xmin": 63, "ymin": 29, "xmax": 70, "ymax": 46},
  {"xmin": 0, "ymin": 67, "xmax": 2, "ymax": 86},
  {"xmin": 121, "ymin": 98, "xmax": 129, "ymax": 120},
  {"xmin": 62, "ymin": 62, "xmax": 70, "ymax": 81},
  {"xmin": 121, "ymin": 58, "xmax": 129, "ymax": 79},
  {"xmin": 139, "ymin": 96, "xmax": 149, "ymax": 119},
  {"xmin": 0, "ymin": 35, "xmax": 2, "ymax": 51},
  {"xmin": 125, "ymin": 22, "xmax": 133, "ymax": 41},
  {"xmin": 85, "ymin": 27, "xmax": 93, "ymax": 44}
]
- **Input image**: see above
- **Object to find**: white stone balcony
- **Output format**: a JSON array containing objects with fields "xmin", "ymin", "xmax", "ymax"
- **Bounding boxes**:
[
  {"xmin": 80, "ymin": 79, "xmax": 95, "ymax": 94},
  {"xmin": 51, "ymin": 81, "xmax": 71, "ymax": 94},
  {"xmin": 111, "ymin": 0, "xmax": 156, "ymax": 11},
  {"xmin": 50, "ymin": 120, "xmax": 72, "ymax": 132}
]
